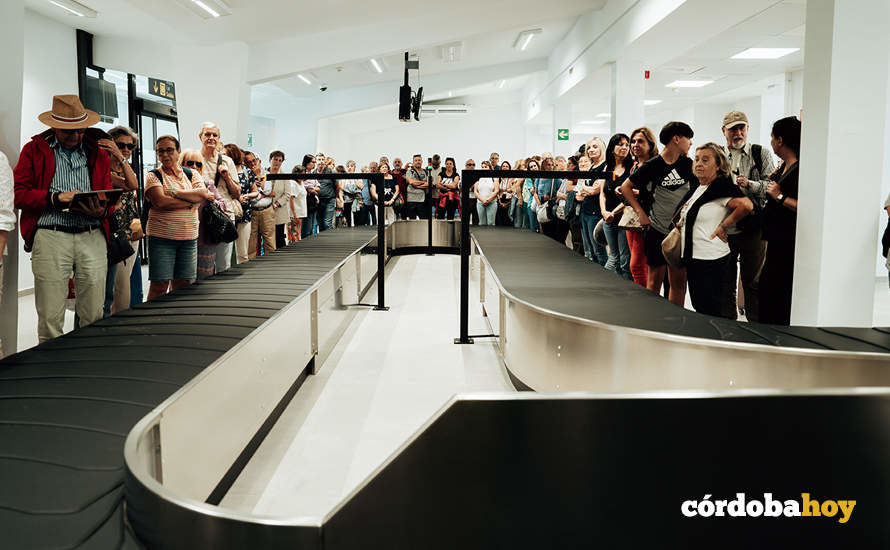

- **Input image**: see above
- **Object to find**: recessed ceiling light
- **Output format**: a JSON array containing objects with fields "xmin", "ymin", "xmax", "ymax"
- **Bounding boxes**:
[
  {"xmin": 665, "ymin": 80, "xmax": 714, "ymax": 88},
  {"xmin": 297, "ymin": 74, "xmax": 311, "ymax": 85},
  {"xmin": 644, "ymin": 99, "xmax": 662, "ymax": 106},
  {"xmin": 370, "ymin": 58, "xmax": 383, "ymax": 73},
  {"xmin": 731, "ymin": 48, "xmax": 800, "ymax": 60},
  {"xmin": 497, "ymin": 80, "xmax": 506, "ymax": 89},
  {"xmin": 596, "ymin": 113, "xmax": 610, "ymax": 118},
  {"xmin": 48, "ymin": 0, "xmax": 97, "ymax": 17},
  {"xmin": 448, "ymin": 91, "xmax": 453, "ymax": 98},
  {"xmin": 192, "ymin": 0, "xmax": 219, "ymax": 17},
  {"xmin": 514, "ymin": 29, "xmax": 543, "ymax": 51}
]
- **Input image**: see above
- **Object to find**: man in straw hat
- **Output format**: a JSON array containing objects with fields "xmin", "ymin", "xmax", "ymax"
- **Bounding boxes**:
[{"xmin": 14, "ymin": 94, "xmax": 113, "ymax": 342}]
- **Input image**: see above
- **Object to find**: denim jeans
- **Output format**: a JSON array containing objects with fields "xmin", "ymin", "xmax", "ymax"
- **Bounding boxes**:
[
  {"xmin": 526, "ymin": 203, "xmax": 539, "ymax": 231},
  {"xmin": 512, "ymin": 196, "xmax": 525, "ymax": 228},
  {"xmin": 477, "ymin": 200, "xmax": 497, "ymax": 225},
  {"xmin": 581, "ymin": 213, "xmax": 607, "ymax": 265},
  {"xmin": 316, "ymin": 199, "xmax": 336, "ymax": 231},
  {"xmin": 603, "ymin": 222, "xmax": 632, "ymax": 279}
]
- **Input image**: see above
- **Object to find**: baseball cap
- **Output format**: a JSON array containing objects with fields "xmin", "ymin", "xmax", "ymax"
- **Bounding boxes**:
[{"xmin": 723, "ymin": 111, "xmax": 748, "ymax": 129}]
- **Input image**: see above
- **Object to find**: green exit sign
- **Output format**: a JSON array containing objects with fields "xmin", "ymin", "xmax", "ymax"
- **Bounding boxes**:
[{"xmin": 557, "ymin": 128, "xmax": 569, "ymax": 141}]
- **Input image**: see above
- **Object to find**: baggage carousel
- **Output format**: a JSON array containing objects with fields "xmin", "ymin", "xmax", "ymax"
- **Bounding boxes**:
[{"xmin": 1, "ymin": 221, "xmax": 888, "ymax": 548}]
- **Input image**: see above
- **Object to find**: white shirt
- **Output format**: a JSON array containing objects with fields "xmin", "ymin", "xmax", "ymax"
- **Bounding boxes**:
[
  {"xmin": 679, "ymin": 185, "xmax": 731, "ymax": 260},
  {"xmin": 289, "ymin": 180, "xmax": 307, "ymax": 219},
  {"xmin": 0, "ymin": 151, "xmax": 16, "ymax": 258},
  {"xmin": 476, "ymin": 178, "xmax": 496, "ymax": 200}
]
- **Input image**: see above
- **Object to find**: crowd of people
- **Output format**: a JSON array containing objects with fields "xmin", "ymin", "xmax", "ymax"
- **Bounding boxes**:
[{"xmin": 0, "ymin": 93, "xmax": 811, "ymax": 353}]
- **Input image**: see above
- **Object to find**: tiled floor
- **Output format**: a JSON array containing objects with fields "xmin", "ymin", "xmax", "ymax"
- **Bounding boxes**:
[{"xmin": 218, "ymin": 254, "xmax": 512, "ymax": 518}]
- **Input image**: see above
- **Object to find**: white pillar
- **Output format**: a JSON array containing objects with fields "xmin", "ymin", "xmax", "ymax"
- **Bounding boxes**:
[
  {"xmin": 552, "ymin": 101, "xmax": 573, "ymax": 157},
  {"xmin": 793, "ymin": 0, "xmax": 890, "ymax": 326},
  {"xmin": 610, "ymin": 59, "xmax": 645, "ymax": 136},
  {"xmin": 0, "ymin": 0, "xmax": 23, "ymax": 356}
]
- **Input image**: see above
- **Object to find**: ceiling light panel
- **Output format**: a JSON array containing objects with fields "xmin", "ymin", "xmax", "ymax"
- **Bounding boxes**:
[
  {"xmin": 48, "ymin": 0, "xmax": 97, "ymax": 17},
  {"xmin": 514, "ymin": 29, "xmax": 543, "ymax": 51},
  {"xmin": 297, "ymin": 74, "xmax": 311, "ymax": 85},
  {"xmin": 370, "ymin": 58, "xmax": 383, "ymax": 73},
  {"xmin": 176, "ymin": 0, "xmax": 232, "ymax": 19},
  {"xmin": 665, "ymin": 80, "xmax": 714, "ymax": 88},
  {"xmin": 644, "ymin": 99, "xmax": 662, "ymax": 106},
  {"xmin": 731, "ymin": 48, "xmax": 800, "ymax": 60},
  {"xmin": 439, "ymin": 42, "xmax": 463, "ymax": 63}
]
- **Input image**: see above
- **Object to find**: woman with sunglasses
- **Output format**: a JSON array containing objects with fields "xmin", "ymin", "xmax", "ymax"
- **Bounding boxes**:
[
  {"xmin": 102, "ymin": 126, "xmax": 143, "ymax": 314},
  {"xmin": 144, "ymin": 137, "xmax": 213, "ymax": 301}
]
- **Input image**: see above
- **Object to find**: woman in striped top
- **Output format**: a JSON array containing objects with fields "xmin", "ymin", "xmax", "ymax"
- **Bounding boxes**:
[{"xmin": 144, "ymin": 135, "xmax": 212, "ymax": 301}]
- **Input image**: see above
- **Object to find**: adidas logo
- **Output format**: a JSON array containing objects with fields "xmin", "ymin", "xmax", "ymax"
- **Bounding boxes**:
[{"xmin": 661, "ymin": 169, "xmax": 688, "ymax": 189}]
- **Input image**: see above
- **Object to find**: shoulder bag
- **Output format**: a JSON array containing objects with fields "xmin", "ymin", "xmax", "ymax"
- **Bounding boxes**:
[
  {"xmin": 215, "ymin": 154, "xmax": 243, "ymax": 222},
  {"xmin": 618, "ymin": 207, "xmax": 644, "ymax": 231},
  {"xmin": 202, "ymin": 199, "xmax": 238, "ymax": 243},
  {"xmin": 536, "ymin": 179, "xmax": 556, "ymax": 224},
  {"xmin": 660, "ymin": 209, "xmax": 685, "ymax": 268}
]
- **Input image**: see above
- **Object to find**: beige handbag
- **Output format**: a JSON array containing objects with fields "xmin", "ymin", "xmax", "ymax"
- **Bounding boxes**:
[
  {"xmin": 661, "ymin": 210, "xmax": 685, "ymax": 268},
  {"xmin": 618, "ymin": 206, "xmax": 643, "ymax": 231}
]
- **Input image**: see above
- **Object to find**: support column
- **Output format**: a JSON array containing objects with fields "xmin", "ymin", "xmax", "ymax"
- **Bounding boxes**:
[
  {"xmin": 794, "ymin": 0, "xmax": 890, "ymax": 326},
  {"xmin": 0, "ymin": 0, "xmax": 24, "ymax": 357},
  {"xmin": 552, "ymin": 101, "xmax": 573, "ymax": 157},
  {"xmin": 610, "ymin": 58, "xmax": 645, "ymax": 136}
]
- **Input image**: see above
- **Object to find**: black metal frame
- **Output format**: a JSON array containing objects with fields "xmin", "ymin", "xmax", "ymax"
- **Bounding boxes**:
[
  {"xmin": 266, "ymin": 172, "xmax": 388, "ymax": 310},
  {"xmin": 456, "ymin": 170, "xmax": 611, "ymax": 344}
]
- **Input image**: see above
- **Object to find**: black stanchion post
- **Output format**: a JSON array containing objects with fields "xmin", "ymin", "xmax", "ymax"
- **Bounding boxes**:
[
  {"xmin": 455, "ymin": 168, "xmax": 476, "ymax": 344},
  {"xmin": 374, "ymin": 173, "xmax": 388, "ymax": 311},
  {"xmin": 426, "ymin": 166, "xmax": 433, "ymax": 256}
]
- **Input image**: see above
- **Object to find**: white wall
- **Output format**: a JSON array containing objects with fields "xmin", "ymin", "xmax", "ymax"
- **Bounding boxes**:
[
  {"xmin": 16, "ymin": 9, "xmax": 78, "ymax": 292},
  {"xmin": 94, "ymin": 38, "xmax": 250, "ymax": 150},
  {"xmin": 246, "ymin": 115, "xmax": 277, "ymax": 163},
  {"xmin": 320, "ymin": 94, "xmax": 527, "ymax": 167}
]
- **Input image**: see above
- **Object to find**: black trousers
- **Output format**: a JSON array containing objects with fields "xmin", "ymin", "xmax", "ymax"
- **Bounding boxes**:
[
  {"xmin": 436, "ymin": 198, "xmax": 459, "ymax": 220},
  {"xmin": 466, "ymin": 197, "xmax": 479, "ymax": 225},
  {"xmin": 405, "ymin": 201, "xmax": 428, "ymax": 219},
  {"xmin": 275, "ymin": 223, "xmax": 286, "ymax": 249},
  {"xmin": 759, "ymin": 238, "xmax": 795, "ymax": 325},
  {"xmin": 342, "ymin": 202, "xmax": 354, "ymax": 227},
  {"xmin": 687, "ymin": 254, "xmax": 731, "ymax": 317}
]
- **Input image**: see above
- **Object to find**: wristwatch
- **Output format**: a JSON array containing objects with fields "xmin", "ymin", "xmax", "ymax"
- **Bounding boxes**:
[{"xmin": 777, "ymin": 193, "xmax": 786, "ymax": 204}]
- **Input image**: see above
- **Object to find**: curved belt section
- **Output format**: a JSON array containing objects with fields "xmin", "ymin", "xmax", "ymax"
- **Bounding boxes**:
[{"xmin": 467, "ymin": 227, "xmax": 890, "ymax": 393}]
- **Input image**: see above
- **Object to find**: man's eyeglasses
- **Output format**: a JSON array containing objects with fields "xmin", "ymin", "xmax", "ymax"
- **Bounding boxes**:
[
  {"xmin": 116, "ymin": 142, "xmax": 136, "ymax": 151},
  {"xmin": 184, "ymin": 160, "xmax": 203, "ymax": 169}
]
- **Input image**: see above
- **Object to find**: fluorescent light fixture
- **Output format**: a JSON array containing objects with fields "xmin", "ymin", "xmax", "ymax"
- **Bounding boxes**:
[
  {"xmin": 644, "ymin": 99, "xmax": 662, "ymax": 106},
  {"xmin": 297, "ymin": 74, "xmax": 311, "ymax": 85},
  {"xmin": 596, "ymin": 113, "xmax": 610, "ymax": 118},
  {"xmin": 731, "ymin": 47, "xmax": 800, "ymax": 60},
  {"xmin": 514, "ymin": 29, "xmax": 543, "ymax": 51},
  {"xmin": 192, "ymin": 0, "xmax": 219, "ymax": 17},
  {"xmin": 665, "ymin": 80, "xmax": 713, "ymax": 88},
  {"xmin": 48, "ymin": 0, "xmax": 97, "ymax": 17},
  {"xmin": 497, "ymin": 80, "xmax": 506, "ymax": 89},
  {"xmin": 578, "ymin": 120, "xmax": 607, "ymax": 125},
  {"xmin": 448, "ymin": 91, "xmax": 453, "ymax": 98},
  {"xmin": 370, "ymin": 58, "xmax": 383, "ymax": 73}
]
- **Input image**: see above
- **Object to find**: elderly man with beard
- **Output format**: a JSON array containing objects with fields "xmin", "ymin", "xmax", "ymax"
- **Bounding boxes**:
[{"xmin": 719, "ymin": 110, "xmax": 776, "ymax": 321}]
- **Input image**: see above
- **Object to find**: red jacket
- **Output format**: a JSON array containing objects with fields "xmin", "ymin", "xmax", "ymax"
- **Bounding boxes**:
[{"xmin": 14, "ymin": 129, "xmax": 112, "ymax": 251}]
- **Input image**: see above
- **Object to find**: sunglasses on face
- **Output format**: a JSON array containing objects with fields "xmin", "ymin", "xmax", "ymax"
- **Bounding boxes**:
[
  {"xmin": 115, "ymin": 142, "xmax": 136, "ymax": 151},
  {"xmin": 157, "ymin": 147, "xmax": 177, "ymax": 155},
  {"xmin": 467, "ymin": 163, "xmax": 476, "ymax": 167},
  {"xmin": 184, "ymin": 160, "xmax": 203, "ymax": 168}
]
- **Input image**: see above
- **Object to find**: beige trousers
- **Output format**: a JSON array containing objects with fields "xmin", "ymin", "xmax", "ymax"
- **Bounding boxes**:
[
  {"xmin": 248, "ymin": 208, "xmax": 276, "ymax": 259},
  {"xmin": 111, "ymin": 250, "xmax": 138, "ymax": 314},
  {"xmin": 236, "ymin": 221, "xmax": 251, "ymax": 264},
  {"xmin": 32, "ymin": 228, "xmax": 107, "ymax": 342}
]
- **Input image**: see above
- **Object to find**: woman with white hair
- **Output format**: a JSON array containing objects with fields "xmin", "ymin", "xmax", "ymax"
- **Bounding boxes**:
[{"xmin": 198, "ymin": 122, "xmax": 240, "ymax": 272}]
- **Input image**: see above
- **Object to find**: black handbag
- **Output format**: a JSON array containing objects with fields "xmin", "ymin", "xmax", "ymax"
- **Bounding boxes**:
[
  {"xmin": 203, "ymin": 200, "xmax": 238, "ymax": 243},
  {"xmin": 107, "ymin": 229, "xmax": 134, "ymax": 265}
]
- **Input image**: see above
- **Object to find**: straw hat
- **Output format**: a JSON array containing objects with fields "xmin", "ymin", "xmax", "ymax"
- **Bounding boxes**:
[{"xmin": 38, "ymin": 94, "xmax": 100, "ymax": 129}]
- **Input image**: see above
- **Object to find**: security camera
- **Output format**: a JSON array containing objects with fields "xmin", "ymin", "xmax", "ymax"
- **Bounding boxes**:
[{"xmin": 319, "ymin": 84, "xmax": 328, "ymax": 92}]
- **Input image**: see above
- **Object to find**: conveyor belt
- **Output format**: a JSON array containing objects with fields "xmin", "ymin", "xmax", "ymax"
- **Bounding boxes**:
[
  {"xmin": 471, "ymin": 227, "xmax": 890, "ymax": 352},
  {"xmin": 0, "ymin": 227, "xmax": 376, "ymax": 549}
]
